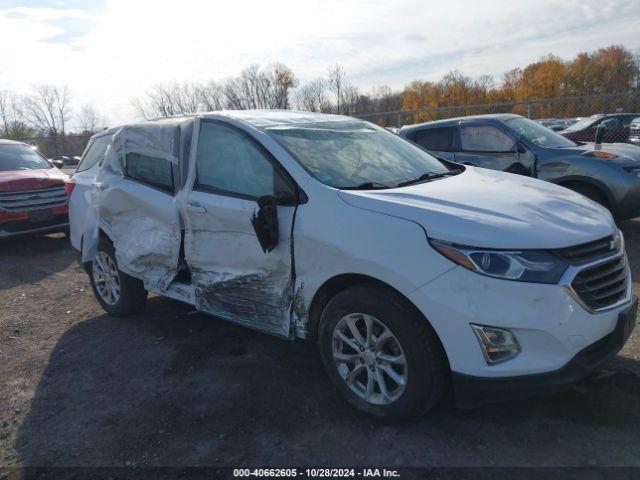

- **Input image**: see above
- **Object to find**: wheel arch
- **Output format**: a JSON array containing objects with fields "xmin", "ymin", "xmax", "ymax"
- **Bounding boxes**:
[
  {"xmin": 554, "ymin": 176, "xmax": 616, "ymax": 210},
  {"xmin": 305, "ymin": 274, "xmax": 448, "ymax": 362}
]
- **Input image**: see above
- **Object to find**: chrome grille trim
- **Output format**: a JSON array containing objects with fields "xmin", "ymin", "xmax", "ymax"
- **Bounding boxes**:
[
  {"xmin": 560, "ymin": 234, "xmax": 632, "ymax": 313},
  {"xmin": 0, "ymin": 185, "xmax": 67, "ymax": 212}
]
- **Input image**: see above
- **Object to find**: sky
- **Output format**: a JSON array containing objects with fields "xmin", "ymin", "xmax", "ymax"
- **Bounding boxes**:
[{"xmin": 1, "ymin": 0, "xmax": 639, "ymax": 128}]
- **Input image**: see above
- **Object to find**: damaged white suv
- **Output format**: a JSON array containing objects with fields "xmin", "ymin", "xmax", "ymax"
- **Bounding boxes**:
[{"xmin": 68, "ymin": 111, "xmax": 637, "ymax": 419}]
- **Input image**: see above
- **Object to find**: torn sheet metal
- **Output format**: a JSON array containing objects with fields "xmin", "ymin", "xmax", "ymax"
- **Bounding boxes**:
[{"xmin": 82, "ymin": 120, "xmax": 189, "ymax": 292}]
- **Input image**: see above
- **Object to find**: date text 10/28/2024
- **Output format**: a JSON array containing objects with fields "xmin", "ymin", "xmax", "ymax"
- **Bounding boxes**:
[{"xmin": 233, "ymin": 468, "xmax": 401, "ymax": 478}]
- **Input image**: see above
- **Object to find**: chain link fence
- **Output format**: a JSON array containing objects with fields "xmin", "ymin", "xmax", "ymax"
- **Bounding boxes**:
[
  {"xmin": 356, "ymin": 91, "xmax": 640, "ymax": 144},
  {"xmin": 15, "ymin": 134, "xmax": 93, "ymax": 159}
]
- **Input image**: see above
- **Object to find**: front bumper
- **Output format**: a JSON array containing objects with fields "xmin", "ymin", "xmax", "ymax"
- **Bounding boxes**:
[
  {"xmin": 453, "ymin": 296, "xmax": 637, "ymax": 408},
  {"xmin": 0, "ymin": 206, "xmax": 69, "ymax": 238}
]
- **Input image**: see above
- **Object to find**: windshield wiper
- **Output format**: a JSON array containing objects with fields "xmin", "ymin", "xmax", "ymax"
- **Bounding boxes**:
[
  {"xmin": 342, "ymin": 181, "xmax": 392, "ymax": 190},
  {"xmin": 396, "ymin": 169, "xmax": 462, "ymax": 187}
]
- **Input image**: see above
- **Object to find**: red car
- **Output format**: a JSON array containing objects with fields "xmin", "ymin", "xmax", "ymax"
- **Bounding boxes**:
[{"xmin": 0, "ymin": 140, "xmax": 70, "ymax": 238}]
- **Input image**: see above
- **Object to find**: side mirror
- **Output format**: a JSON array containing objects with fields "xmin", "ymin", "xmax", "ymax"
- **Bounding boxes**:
[
  {"xmin": 251, "ymin": 195, "xmax": 279, "ymax": 253},
  {"xmin": 51, "ymin": 159, "xmax": 64, "ymax": 169},
  {"xmin": 595, "ymin": 124, "xmax": 606, "ymax": 145}
]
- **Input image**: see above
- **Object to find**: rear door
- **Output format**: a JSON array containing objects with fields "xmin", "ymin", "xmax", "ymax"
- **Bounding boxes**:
[
  {"xmin": 454, "ymin": 122, "xmax": 533, "ymax": 176},
  {"xmin": 181, "ymin": 119, "xmax": 298, "ymax": 337},
  {"xmin": 68, "ymin": 134, "xmax": 112, "ymax": 251},
  {"xmin": 409, "ymin": 125, "xmax": 457, "ymax": 161}
]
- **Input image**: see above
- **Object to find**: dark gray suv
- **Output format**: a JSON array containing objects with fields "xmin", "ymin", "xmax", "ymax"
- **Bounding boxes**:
[{"xmin": 399, "ymin": 114, "xmax": 640, "ymax": 220}]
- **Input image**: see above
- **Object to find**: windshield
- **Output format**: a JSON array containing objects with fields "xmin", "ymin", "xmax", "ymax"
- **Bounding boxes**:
[
  {"xmin": 0, "ymin": 144, "xmax": 52, "ymax": 172},
  {"xmin": 504, "ymin": 117, "xmax": 577, "ymax": 148},
  {"xmin": 263, "ymin": 120, "xmax": 449, "ymax": 188},
  {"xmin": 562, "ymin": 116, "xmax": 599, "ymax": 132}
]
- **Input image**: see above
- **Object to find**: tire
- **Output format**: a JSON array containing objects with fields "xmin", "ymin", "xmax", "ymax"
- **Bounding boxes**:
[
  {"xmin": 318, "ymin": 285, "xmax": 447, "ymax": 420},
  {"xmin": 89, "ymin": 238, "xmax": 148, "ymax": 316}
]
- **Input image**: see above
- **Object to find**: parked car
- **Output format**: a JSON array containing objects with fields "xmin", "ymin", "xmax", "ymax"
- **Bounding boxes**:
[
  {"xmin": 629, "ymin": 117, "xmax": 640, "ymax": 146},
  {"xmin": 535, "ymin": 118, "xmax": 570, "ymax": 132},
  {"xmin": 49, "ymin": 154, "xmax": 82, "ymax": 166},
  {"xmin": 68, "ymin": 111, "xmax": 636, "ymax": 419},
  {"xmin": 559, "ymin": 113, "xmax": 639, "ymax": 144},
  {"xmin": 399, "ymin": 114, "xmax": 640, "ymax": 220},
  {"xmin": 0, "ymin": 139, "xmax": 70, "ymax": 238}
]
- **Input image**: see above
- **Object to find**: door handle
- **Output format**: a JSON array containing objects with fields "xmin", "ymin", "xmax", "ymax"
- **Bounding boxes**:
[{"xmin": 186, "ymin": 202, "xmax": 207, "ymax": 214}]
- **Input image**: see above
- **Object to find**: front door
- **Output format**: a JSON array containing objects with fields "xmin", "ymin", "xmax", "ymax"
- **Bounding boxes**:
[
  {"xmin": 454, "ymin": 122, "xmax": 534, "ymax": 176},
  {"xmin": 182, "ymin": 120, "xmax": 298, "ymax": 337}
]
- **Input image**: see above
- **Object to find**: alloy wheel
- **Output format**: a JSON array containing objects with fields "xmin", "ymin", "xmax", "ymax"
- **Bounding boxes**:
[
  {"xmin": 332, "ymin": 313, "xmax": 408, "ymax": 405},
  {"xmin": 92, "ymin": 251, "xmax": 121, "ymax": 305}
]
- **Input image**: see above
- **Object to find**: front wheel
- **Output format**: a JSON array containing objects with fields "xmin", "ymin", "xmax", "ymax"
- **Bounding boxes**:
[
  {"xmin": 318, "ymin": 286, "xmax": 448, "ymax": 420},
  {"xmin": 89, "ymin": 239, "xmax": 148, "ymax": 316}
]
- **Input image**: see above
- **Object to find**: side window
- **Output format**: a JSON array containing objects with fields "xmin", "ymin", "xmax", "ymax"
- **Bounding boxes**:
[
  {"xmin": 460, "ymin": 125, "xmax": 515, "ymax": 152},
  {"xmin": 77, "ymin": 135, "xmax": 112, "ymax": 173},
  {"xmin": 413, "ymin": 127, "xmax": 455, "ymax": 151},
  {"xmin": 124, "ymin": 152, "xmax": 174, "ymax": 193},
  {"xmin": 600, "ymin": 117, "xmax": 620, "ymax": 129},
  {"xmin": 621, "ymin": 116, "xmax": 634, "ymax": 127},
  {"xmin": 195, "ymin": 122, "xmax": 289, "ymax": 199}
]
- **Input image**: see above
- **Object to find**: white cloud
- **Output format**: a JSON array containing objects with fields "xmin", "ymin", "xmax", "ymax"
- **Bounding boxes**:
[{"xmin": 0, "ymin": 0, "xmax": 638, "ymax": 127}]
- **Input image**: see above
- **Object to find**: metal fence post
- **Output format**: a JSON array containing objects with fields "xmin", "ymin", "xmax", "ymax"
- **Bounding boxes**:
[{"xmin": 527, "ymin": 100, "xmax": 532, "ymax": 119}]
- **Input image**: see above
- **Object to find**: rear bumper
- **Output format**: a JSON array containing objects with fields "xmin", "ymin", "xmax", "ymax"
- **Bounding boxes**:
[{"xmin": 453, "ymin": 296, "xmax": 637, "ymax": 408}]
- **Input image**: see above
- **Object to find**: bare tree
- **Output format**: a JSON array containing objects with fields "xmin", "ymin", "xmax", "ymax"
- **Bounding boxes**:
[
  {"xmin": 295, "ymin": 79, "xmax": 331, "ymax": 112},
  {"xmin": 77, "ymin": 103, "xmax": 106, "ymax": 134},
  {"xmin": 270, "ymin": 63, "xmax": 298, "ymax": 109},
  {"xmin": 23, "ymin": 85, "xmax": 72, "ymax": 137},
  {"xmin": 0, "ymin": 90, "xmax": 32, "ymax": 138},
  {"xmin": 197, "ymin": 80, "xmax": 225, "ymax": 111},
  {"xmin": 328, "ymin": 64, "xmax": 347, "ymax": 114}
]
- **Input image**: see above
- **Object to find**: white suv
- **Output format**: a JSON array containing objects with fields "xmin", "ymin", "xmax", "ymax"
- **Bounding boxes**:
[{"xmin": 68, "ymin": 111, "xmax": 637, "ymax": 419}]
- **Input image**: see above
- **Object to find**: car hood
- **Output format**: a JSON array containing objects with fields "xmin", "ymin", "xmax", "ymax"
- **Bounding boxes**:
[
  {"xmin": 338, "ymin": 167, "xmax": 615, "ymax": 249},
  {"xmin": 0, "ymin": 168, "xmax": 68, "ymax": 192}
]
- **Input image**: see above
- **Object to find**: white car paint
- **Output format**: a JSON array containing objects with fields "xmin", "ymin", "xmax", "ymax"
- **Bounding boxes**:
[{"xmin": 68, "ymin": 111, "xmax": 633, "ymax": 388}]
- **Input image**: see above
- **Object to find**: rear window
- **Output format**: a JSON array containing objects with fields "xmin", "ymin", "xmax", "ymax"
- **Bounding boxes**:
[
  {"xmin": 77, "ymin": 135, "xmax": 112, "ymax": 173},
  {"xmin": 125, "ymin": 152, "xmax": 174, "ymax": 193},
  {"xmin": 0, "ymin": 144, "xmax": 52, "ymax": 171},
  {"xmin": 412, "ymin": 127, "xmax": 456, "ymax": 151}
]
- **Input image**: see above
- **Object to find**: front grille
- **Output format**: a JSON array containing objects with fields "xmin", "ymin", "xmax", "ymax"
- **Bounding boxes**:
[
  {"xmin": 0, "ymin": 185, "xmax": 67, "ymax": 212},
  {"xmin": 554, "ymin": 235, "xmax": 616, "ymax": 265},
  {"xmin": 571, "ymin": 256, "xmax": 628, "ymax": 310}
]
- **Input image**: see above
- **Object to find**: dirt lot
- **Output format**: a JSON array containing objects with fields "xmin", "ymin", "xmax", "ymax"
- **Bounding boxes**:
[{"xmin": 0, "ymin": 220, "xmax": 639, "ymax": 470}]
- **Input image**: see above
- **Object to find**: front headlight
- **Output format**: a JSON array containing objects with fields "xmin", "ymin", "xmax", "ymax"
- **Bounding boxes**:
[
  {"xmin": 430, "ymin": 240, "xmax": 568, "ymax": 284},
  {"xmin": 624, "ymin": 167, "xmax": 640, "ymax": 178}
]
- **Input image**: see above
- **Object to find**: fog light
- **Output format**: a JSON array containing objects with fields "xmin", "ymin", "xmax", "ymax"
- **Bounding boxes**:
[{"xmin": 470, "ymin": 324, "xmax": 520, "ymax": 364}]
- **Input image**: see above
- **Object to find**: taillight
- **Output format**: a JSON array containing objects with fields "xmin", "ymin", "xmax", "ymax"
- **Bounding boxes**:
[{"xmin": 65, "ymin": 180, "xmax": 76, "ymax": 197}]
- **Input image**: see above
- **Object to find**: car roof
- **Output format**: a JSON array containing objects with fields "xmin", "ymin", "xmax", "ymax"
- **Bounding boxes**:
[
  {"xmin": 399, "ymin": 113, "xmax": 521, "ymax": 133},
  {"xmin": 91, "ymin": 110, "xmax": 355, "ymax": 141}
]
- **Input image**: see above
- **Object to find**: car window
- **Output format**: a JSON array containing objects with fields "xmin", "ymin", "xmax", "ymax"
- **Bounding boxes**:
[
  {"xmin": 413, "ymin": 126, "xmax": 456, "ymax": 151},
  {"xmin": 77, "ymin": 135, "xmax": 112, "ymax": 173},
  {"xmin": 460, "ymin": 125, "xmax": 515, "ymax": 152},
  {"xmin": 622, "ymin": 116, "xmax": 635, "ymax": 127},
  {"xmin": 124, "ymin": 152, "xmax": 174, "ymax": 193},
  {"xmin": 504, "ymin": 117, "xmax": 577, "ymax": 148},
  {"xmin": 195, "ymin": 122, "xmax": 278, "ymax": 199},
  {"xmin": 600, "ymin": 117, "xmax": 620, "ymax": 129},
  {"xmin": 0, "ymin": 144, "xmax": 52, "ymax": 171}
]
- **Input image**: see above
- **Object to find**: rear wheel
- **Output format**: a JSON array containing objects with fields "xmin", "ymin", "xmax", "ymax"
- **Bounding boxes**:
[
  {"xmin": 319, "ymin": 286, "xmax": 447, "ymax": 420},
  {"xmin": 89, "ymin": 238, "xmax": 148, "ymax": 316}
]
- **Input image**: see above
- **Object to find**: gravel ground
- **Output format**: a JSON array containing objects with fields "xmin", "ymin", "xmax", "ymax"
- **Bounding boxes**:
[{"xmin": 0, "ymin": 220, "xmax": 639, "ymax": 469}]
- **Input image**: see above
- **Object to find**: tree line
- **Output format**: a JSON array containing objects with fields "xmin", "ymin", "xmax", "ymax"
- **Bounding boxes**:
[{"xmin": 1, "ymin": 43, "xmax": 638, "ymax": 144}]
